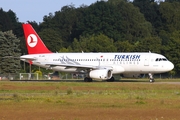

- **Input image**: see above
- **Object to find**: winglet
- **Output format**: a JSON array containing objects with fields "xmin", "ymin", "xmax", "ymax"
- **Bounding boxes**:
[{"xmin": 22, "ymin": 24, "xmax": 52, "ymax": 54}]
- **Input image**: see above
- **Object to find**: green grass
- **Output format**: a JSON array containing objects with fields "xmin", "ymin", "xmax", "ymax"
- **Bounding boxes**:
[
  {"xmin": 0, "ymin": 80, "xmax": 180, "ymax": 102},
  {"xmin": 1, "ymin": 80, "xmax": 180, "ymax": 119}
]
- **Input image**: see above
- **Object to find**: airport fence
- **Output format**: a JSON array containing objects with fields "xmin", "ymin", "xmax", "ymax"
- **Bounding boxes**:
[
  {"xmin": 0, "ymin": 73, "xmax": 84, "ymax": 80},
  {"xmin": 0, "ymin": 73, "xmax": 177, "ymax": 81}
]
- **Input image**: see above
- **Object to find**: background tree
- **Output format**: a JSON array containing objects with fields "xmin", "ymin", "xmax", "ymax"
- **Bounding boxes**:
[
  {"xmin": 39, "ymin": 5, "xmax": 78, "ymax": 47},
  {"xmin": 39, "ymin": 28, "xmax": 63, "ymax": 52},
  {"xmin": 134, "ymin": 36, "xmax": 162, "ymax": 53},
  {"xmin": 116, "ymin": 1, "xmax": 153, "ymax": 43},
  {"xmin": 165, "ymin": 0, "xmax": 180, "ymax": 2},
  {"xmin": 76, "ymin": 1, "xmax": 120, "ymax": 40},
  {"xmin": 0, "ymin": 9, "xmax": 16, "ymax": 31},
  {"xmin": 159, "ymin": 2, "xmax": 180, "ymax": 33},
  {"xmin": 162, "ymin": 31, "xmax": 180, "ymax": 74},
  {"xmin": 71, "ymin": 34, "xmax": 117, "ymax": 52},
  {"xmin": 133, "ymin": 0, "xmax": 162, "ymax": 34},
  {"xmin": 0, "ymin": 8, "xmax": 22, "ymax": 36},
  {"xmin": 59, "ymin": 47, "xmax": 73, "ymax": 52},
  {"xmin": 115, "ymin": 41, "xmax": 134, "ymax": 52},
  {"xmin": 0, "ymin": 30, "xmax": 21, "ymax": 74}
]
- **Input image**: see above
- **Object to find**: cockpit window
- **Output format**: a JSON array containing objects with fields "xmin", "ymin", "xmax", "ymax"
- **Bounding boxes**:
[
  {"xmin": 155, "ymin": 58, "xmax": 167, "ymax": 61},
  {"xmin": 162, "ymin": 58, "xmax": 167, "ymax": 61}
]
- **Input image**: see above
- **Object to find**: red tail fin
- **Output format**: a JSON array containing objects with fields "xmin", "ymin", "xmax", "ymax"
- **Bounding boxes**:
[{"xmin": 22, "ymin": 24, "xmax": 52, "ymax": 54}]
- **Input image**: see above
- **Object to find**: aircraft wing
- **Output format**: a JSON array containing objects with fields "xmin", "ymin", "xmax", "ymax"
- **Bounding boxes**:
[{"xmin": 40, "ymin": 62, "xmax": 113, "ymax": 70}]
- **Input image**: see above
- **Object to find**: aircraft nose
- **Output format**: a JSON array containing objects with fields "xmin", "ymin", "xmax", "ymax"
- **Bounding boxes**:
[{"xmin": 168, "ymin": 62, "xmax": 174, "ymax": 71}]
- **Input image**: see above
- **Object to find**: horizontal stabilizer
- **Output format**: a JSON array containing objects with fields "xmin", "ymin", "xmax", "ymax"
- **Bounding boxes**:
[{"xmin": 20, "ymin": 56, "xmax": 36, "ymax": 61}]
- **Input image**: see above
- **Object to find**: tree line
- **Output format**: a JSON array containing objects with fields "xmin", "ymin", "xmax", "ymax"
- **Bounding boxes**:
[{"xmin": 0, "ymin": 0, "xmax": 180, "ymax": 76}]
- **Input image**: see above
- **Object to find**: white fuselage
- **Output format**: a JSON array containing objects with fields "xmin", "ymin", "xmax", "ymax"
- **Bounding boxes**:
[{"xmin": 20, "ymin": 52, "xmax": 174, "ymax": 75}]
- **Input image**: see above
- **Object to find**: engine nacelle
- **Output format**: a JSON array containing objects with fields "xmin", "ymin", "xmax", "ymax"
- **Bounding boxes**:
[
  {"xmin": 121, "ymin": 73, "xmax": 144, "ymax": 78},
  {"xmin": 89, "ymin": 69, "xmax": 112, "ymax": 80}
]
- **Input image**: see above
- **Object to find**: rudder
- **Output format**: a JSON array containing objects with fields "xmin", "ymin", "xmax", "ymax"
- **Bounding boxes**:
[{"xmin": 22, "ymin": 23, "xmax": 52, "ymax": 54}]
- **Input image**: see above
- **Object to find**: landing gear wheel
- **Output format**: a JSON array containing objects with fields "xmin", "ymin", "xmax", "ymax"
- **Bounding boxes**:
[
  {"xmin": 84, "ymin": 77, "xmax": 92, "ymax": 82},
  {"xmin": 149, "ymin": 79, "xmax": 155, "ymax": 83},
  {"xmin": 107, "ymin": 77, "xmax": 115, "ymax": 82}
]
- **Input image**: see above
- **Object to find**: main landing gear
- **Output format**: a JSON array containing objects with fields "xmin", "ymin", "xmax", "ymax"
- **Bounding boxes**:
[
  {"xmin": 84, "ymin": 77, "xmax": 93, "ymax": 82},
  {"xmin": 83, "ymin": 77, "xmax": 115, "ymax": 82},
  {"xmin": 107, "ymin": 77, "xmax": 115, "ymax": 82},
  {"xmin": 148, "ymin": 73, "xmax": 155, "ymax": 83}
]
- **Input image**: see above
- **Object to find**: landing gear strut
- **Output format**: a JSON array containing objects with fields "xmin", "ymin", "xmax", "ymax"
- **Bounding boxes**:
[{"xmin": 148, "ymin": 73, "xmax": 155, "ymax": 83}]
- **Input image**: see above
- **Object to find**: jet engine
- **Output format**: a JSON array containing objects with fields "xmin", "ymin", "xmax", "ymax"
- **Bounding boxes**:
[{"xmin": 89, "ymin": 69, "xmax": 112, "ymax": 80}]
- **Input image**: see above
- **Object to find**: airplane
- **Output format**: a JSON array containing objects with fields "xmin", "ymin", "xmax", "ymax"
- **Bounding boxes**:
[{"xmin": 20, "ymin": 23, "xmax": 174, "ymax": 82}]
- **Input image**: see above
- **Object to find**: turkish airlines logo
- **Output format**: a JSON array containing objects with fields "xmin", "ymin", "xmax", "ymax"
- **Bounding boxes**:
[{"xmin": 27, "ymin": 34, "xmax": 38, "ymax": 47}]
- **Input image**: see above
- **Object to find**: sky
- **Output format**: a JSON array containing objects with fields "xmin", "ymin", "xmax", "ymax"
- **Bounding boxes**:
[{"xmin": 1, "ymin": 0, "xmax": 98, "ymax": 23}]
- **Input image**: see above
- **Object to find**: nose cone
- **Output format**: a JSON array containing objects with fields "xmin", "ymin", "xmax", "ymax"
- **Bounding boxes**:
[{"xmin": 167, "ymin": 62, "xmax": 174, "ymax": 71}]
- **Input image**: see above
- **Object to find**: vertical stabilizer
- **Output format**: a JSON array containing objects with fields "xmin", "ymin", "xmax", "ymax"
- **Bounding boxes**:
[{"xmin": 22, "ymin": 24, "xmax": 52, "ymax": 54}]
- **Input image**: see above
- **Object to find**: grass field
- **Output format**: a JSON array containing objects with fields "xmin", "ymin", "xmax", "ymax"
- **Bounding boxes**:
[{"xmin": 0, "ymin": 79, "xmax": 180, "ymax": 120}]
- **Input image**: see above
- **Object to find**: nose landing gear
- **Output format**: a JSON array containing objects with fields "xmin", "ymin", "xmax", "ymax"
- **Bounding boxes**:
[{"xmin": 149, "ymin": 73, "xmax": 155, "ymax": 83}]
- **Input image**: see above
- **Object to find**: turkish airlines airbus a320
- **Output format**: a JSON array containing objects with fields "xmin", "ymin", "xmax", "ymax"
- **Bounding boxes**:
[{"xmin": 20, "ymin": 24, "xmax": 174, "ymax": 82}]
